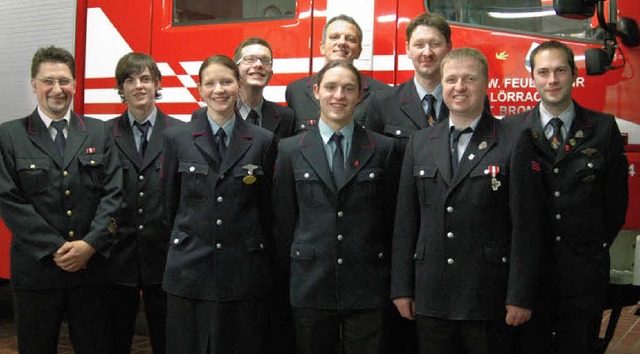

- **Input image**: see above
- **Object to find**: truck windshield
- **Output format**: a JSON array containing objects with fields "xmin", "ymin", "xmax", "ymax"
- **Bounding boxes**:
[
  {"xmin": 428, "ymin": 0, "xmax": 602, "ymax": 42},
  {"xmin": 174, "ymin": 0, "xmax": 295, "ymax": 25}
]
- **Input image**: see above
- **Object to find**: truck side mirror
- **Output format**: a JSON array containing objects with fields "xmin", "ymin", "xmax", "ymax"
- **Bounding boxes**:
[{"xmin": 553, "ymin": 0, "xmax": 598, "ymax": 20}]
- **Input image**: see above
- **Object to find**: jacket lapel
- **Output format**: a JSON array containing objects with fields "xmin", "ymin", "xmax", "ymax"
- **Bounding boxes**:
[
  {"xmin": 113, "ymin": 112, "xmax": 141, "ymax": 168},
  {"xmin": 26, "ymin": 110, "xmax": 63, "ymax": 166},
  {"xmin": 340, "ymin": 125, "xmax": 375, "ymax": 189},
  {"xmin": 219, "ymin": 117, "xmax": 252, "ymax": 176},
  {"xmin": 304, "ymin": 76, "xmax": 320, "ymax": 112},
  {"xmin": 452, "ymin": 113, "xmax": 497, "ymax": 187},
  {"xmin": 191, "ymin": 109, "xmax": 220, "ymax": 166},
  {"xmin": 429, "ymin": 122, "xmax": 454, "ymax": 186},
  {"xmin": 261, "ymin": 101, "xmax": 281, "ymax": 133},
  {"xmin": 142, "ymin": 110, "xmax": 172, "ymax": 170},
  {"xmin": 522, "ymin": 104, "xmax": 557, "ymax": 161},
  {"xmin": 399, "ymin": 81, "xmax": 427, "ymax": 129},
  {"xmin": 63, "ymin": 113, "xmax": 88, "ymax": 170},
  {"xmin": 300, "ymin": 128, "xmax": 337, "ymax": 195},
  {"xmin": 557, "ymin": 102, "xmax": 593, "ymax": 162}
]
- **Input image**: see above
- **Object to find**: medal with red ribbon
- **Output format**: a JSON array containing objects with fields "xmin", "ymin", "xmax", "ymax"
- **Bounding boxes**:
[{"xmin": 489, "ymin": 165, "xmax": 501, "ymax": 191}]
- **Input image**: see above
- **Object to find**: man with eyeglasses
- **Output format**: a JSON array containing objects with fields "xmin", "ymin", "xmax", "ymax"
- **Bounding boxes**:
[
  {"xmin": 0, "ymin": 46, "xmax": 122, "ymax": 353},
  {"xmin": 233, "ymin": 37, "xmax": 295, "ymax": 140},
  {"xmin": 104, "ymin": 52, "xmax": 183, "ymax": 354},
  {"xmin": 285, "ymin": 14, "xmax": 390, "ymax": 133}
]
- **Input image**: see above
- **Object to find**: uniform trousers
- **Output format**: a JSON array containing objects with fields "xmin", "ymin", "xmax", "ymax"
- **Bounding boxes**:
[
  {"xmin": 12, "ymin": 284, "xmax": 110, "ymax": 354},
  {"xmin": 416, "ymin": 315, "xmax": 515, "ymax": 354},
  {"xmin": 106, "ymin": 283, "xmax": 166, "ymax": 354},
  {"xmin": 166, "ymin": 293, "xmax": 268, "ymax": 354},
  {"xmin": 292, "ymin": 307, "xmax": 388, "ymax": 354},
  {"xmin": 551, "ymin": 291, "xmax": 606, "ymax": 354}
]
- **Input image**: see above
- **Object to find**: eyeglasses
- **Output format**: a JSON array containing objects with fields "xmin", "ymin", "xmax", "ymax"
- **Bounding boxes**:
[
  {"xmin": 36, "ymin": 78, "xmax": 74, "ymax": 87},
  {"xmin": 237, "ymin": 56, "xmax": 273, "ymax": 67}
]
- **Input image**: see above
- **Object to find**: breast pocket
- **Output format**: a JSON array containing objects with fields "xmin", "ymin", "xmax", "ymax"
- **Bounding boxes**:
[
  {"xmin": 468, "ymin": 164, "xmax": 507, "ymax": 207},
  {"xmin": 78, "ymin": 154, "xmax": 105, "ymax": 192},
  {"xmin": 294, "ymin": 168, "xmax": 325, "ymax": 208},
  {"xmin": 354, "ymin": 167, "xmax": 384, "ymax": 205},
  {"xmin": 178, "ymin": 161, "xmax": 209, "ymax": 202},
  {"xmin": 17, "ymin": 158, "xmax": 50, "ymax": 195},
  {"xmin": 414, "ymin": 165, "xmax": 438, "ymax": 205},
  {"xmin": 232, "ymin": 165, "xmax": 264, "ymax": 205}
]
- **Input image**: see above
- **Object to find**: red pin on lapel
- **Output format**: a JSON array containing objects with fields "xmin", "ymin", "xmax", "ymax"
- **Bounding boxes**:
[
  {"xmin": 354, "ymin": 160, "xmax": 359, "ymax": 167},
  {"xmin": 86, "ymin": 147, "xmax": 96, "ymax": 154}
]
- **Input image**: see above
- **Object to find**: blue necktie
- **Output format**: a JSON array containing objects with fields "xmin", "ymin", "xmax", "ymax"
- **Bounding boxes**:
[
  {"xmin": 215, "ymin": 128, "xmax": 227, "ymax": 162},
  {"xmin": 51, "ymin": 120, "xmax": 67, "ymax": 158},
  {"xmin": 450, "ymin": 127, "xmax": 472, "ymax": 176},
  {"xmin": 549, "ymin": 117, "xmax": 564, "ymax": 152},
  {"xmin": 424, "ymin": 94, "xmax": 437, "ymax": 126},
  {"xmin": 331, "ymin": 133, "xmax": 345, "ymax": 187}
]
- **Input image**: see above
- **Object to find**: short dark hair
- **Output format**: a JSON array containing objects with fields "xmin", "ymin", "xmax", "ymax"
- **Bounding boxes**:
[
  {"xmin": 115, "ymin": 52, "xmax": 162, "ymax": 100},
  {"xmin": 322, "ymin": 15, "xmax": 363, "ymax": 46},
  {"xmin": 233, "ymin": 37, "xmax": 273, "ymax": 62},
  {"xmin": 198, "ymin": 55, "xmax": 240, "ymax": 84},
  {"xmin": 405, "ymin": 13, "xmax": 451, "ymax": 45},
  {"xmin": 31, "ymin": 46, "xmax": 75, "ymax": 79},
  {"xmin": 316, "ymin": 60, "xmax": 363, "ymax": 92},
  {"xmin": 529, "ymin": 40, "xmax": 577, "ymax": 76}
]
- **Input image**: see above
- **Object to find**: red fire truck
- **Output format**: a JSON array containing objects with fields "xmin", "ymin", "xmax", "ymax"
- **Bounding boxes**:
[{"xmin": 0, "ymin": 0, "xmax": 638, "ymax": 280}]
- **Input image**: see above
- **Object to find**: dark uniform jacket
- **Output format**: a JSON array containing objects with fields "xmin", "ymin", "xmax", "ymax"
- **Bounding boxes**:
[
  {"xmin": 0, "ymin": 110, "xmax": 122, "ymax": 289},
  {"xmin": 391, "ymin": 113, "xmax": 544, "ymax": 320},
  {"xmin": 365, "ymin": 79, "xmax": 449, "ymax": 155},
  {"xmin": 508, "ymin": 102, "xmax": 628, "ymax": 298},
  {"xmin": 105, "ymin": 110, "xmax": 184, "ymax": 286},
  {"xmin": 261, "ymin": 99, "xmax": 296, "ymax": 140},
  {"xmin": 285, "ymin": 74, "xmax": 389, "ymax": 133},
  {"xmin": 273, "ymin": 124, "xmax": 400, "ymax": 309},
  {"xmin": 161, "ymin": 109, "xmax": 277, "ymax": 301}
]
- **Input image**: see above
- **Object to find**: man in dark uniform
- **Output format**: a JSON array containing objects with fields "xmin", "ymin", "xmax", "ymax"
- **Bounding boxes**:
[
  {"xmin": 234, "ymin": 37, "xmax": 296, "ymax": 140},
  {"xmin": 0, "ymin": 46, "xmax": 122, "ymax": 353},
  {"xmin": 508, "ymin": 40, "xmax": 628, "ymax": 354},
  {"xmin": 365, "ymin": 13, "xmax": 451, "ymax": 155},
  {"xmin": 285, "ymin": 14, "xmax": 389, "ymax": 132},
  {"xmin": 274, "ymin": 60, "xmax": 400, "ymax": 354},
  {"xmin": 391, "ymin": 48, "xmax": 544, "ymax": 354},
  {"xmin": 105, "ymin": 52, "xmax": 183, "ymax": 354}
]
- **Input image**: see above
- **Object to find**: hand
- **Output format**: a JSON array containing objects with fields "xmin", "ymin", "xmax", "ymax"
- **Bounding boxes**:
[
  {"xmin": 393, "ymin": 297, "xmax": 416, "ymax": 321},
  {"xmin": 505, "ymin": 304, "xmax": 532, "ymax": 326},
  {"xmin": 53, "ymin": 240, "xmax": 96, "ymax": 273}
]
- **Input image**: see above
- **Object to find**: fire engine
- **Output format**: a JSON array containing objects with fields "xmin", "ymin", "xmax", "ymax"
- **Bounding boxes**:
[{"xmin": 0, "ymin": 0, "xmax": 638, "ymax": 290}]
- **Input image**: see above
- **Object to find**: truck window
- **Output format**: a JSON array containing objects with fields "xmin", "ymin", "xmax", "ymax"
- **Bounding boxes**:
[
  {"xmin": 428, "ymin": 0, "xmax": 602, "ymax": 42},
  {"xmin": 174, "ymin": 0, "xmax": 296, "ymax": 24}
]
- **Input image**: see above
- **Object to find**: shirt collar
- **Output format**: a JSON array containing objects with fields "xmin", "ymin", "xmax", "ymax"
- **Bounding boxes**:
[
  {"xmin": 318, "ymin": 119, "xmax": 355, "ymax": 145},
  {"xmin": 237, "ymin": 99, "xmax": 264, "ymax": 119},
  {"xmin": 207, "ymin": 112, "xmax": 236, "ymax": 138},
  {"xmin": 539, "ymin": 101, "xmax": 575, "ymax": 129},
  {"xmin": 413, "ymin": 77, "xmax": 443, "ymax": 102},
  {"xmin": 38, "ymin": 106, "xmax": 71, "ymax": 128},
  {"xmin": 127, "ymin": 106, "xmax": 158, "ymax": 127},
  {"xmin": 448, "ymin": 115, "xmax": 482, "ymax": 132}
]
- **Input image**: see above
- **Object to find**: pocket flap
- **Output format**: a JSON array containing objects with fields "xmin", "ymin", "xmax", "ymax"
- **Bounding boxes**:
[
  {"xmin": 291, "ymin": 243, "xmax": 315, "ymax": 260},
  {"xmin": 356, "ymin": 168, "xmax": 383, "ymax": 181},
  {"xmin": 17, "ymin": 158, "xmax": 50, "ymax": 171},
  {"xmin": 78, "ymin": 154, "xmax": 105, "ymax": 167},
  {"xmin": 246, "ymin": 237, "xmax": 266, "ymax": 252},
  {"xmin": 413, "ymin": 165, "xmax": 437, "ymax": 178},
  {"xmin": 178, "ymin": 161, "xmax": 209, "ymax": 175},
  {"xmin": 470, "ymin": 164, "xmax": 506, "ymax": 177},
  {"xmin": 384, "ymin": 124, "xmax": 414, "ymax": 138},
  {"xmin": 170, "ymin": 231, "xmax": 190, "ymax": 246},
  {"xmin": 294, "ymin": 168, "xmax": 319, "ymax": 181},
  {"xmin": 483, "ymin": 242, "xmax": 510, "ymax": 265}
]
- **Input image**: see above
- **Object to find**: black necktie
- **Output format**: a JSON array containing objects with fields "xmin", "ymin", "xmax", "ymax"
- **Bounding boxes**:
[
  {"xmin": 51, "ymin": 120, "xmax": 67, "ymax": 158},
  {"xmin": 549, "ymin": 117, "xmax": 564, "ymax": 152},
  {"xmin": 424, "ymin": 94, "xmax": 437, "ymax": 126},
  {"xmin": 215, "ymin": 128, "xmax": 227, "ymax": 161},
  {"xmin": 247, "ymin": 109, "xmax": 259, "ymax": 126},
  {"xmin": 134, "ymin": 121, "xmax": 151, "ymax": 157},
  {"xmin": 450, "ymin": 127, "xmax": 473, "ymax": 176},
  {"xmin": 331, "ymin": 133, "xmax": 345, "ymax": 187}
]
